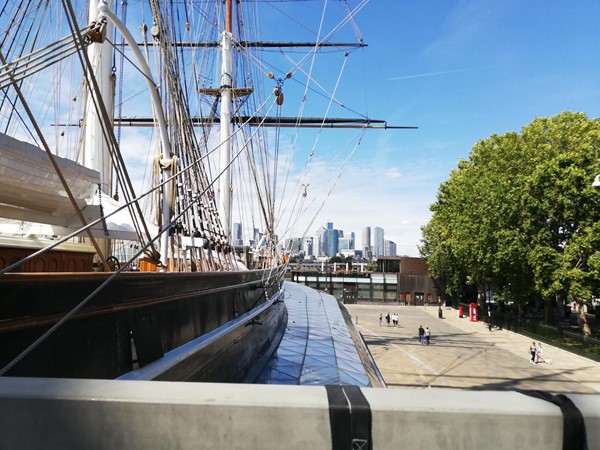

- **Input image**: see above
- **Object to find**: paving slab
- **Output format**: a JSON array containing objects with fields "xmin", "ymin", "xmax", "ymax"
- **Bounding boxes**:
[{"xmin": 344, "ymin": 303, "xmax": 600, "ymax": 394}]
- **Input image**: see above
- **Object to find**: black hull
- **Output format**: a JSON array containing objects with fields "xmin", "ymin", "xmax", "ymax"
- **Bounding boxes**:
[{"xmin": 0, "ymin": 268, "xmax": 287, "ymax": 381}]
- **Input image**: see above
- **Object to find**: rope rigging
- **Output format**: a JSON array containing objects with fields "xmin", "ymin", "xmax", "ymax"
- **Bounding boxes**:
[{"xmin": 0, "ymin": 0, "xmax": 377, "ymax": 268}]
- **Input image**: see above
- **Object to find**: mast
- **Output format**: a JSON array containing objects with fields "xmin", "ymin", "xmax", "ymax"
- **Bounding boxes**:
[
  {"xmin": 218, "ymin": 0, "xmax": 233, "ymax": 243},
  {"xmin": 84, "ymin": 1, "xmax": 114, "ymax": 195}
]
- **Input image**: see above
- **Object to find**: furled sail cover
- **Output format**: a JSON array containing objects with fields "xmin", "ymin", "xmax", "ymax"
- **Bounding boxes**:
[{"xmin": 0, "ymin": 133, "xmax": 151, "ymax": 240}]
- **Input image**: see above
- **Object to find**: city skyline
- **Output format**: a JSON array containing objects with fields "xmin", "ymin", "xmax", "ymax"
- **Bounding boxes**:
[
  {"xmin": 283, "ymin": 221, "xmax": 398, "ymax": 259},
  {"xmin": 234, "ymin": 219, "xmax": 401, "ymax": 258},
  {"xmin": 237, "ymin": 217, "xmax": 414, "ymax": 259}
]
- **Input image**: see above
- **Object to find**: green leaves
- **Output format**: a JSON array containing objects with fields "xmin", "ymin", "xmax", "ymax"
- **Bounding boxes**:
[{"xmin": 421, "ymin": 112, "xmax": 600, "ymax": 313}]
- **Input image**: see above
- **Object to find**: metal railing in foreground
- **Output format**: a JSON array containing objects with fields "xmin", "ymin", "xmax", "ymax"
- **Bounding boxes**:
[{"xmin": 0, "ymin": 377, "xmax": 597, "ymax": 450}]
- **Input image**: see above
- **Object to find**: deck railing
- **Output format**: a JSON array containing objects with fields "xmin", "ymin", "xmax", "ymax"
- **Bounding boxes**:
[{"xmin": 0, "ymin": 377, "xmax": 597, "ymax": 450}]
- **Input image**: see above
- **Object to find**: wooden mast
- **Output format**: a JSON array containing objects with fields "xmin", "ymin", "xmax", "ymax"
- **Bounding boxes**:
[{"xmin": 219, "ymin": 0, "xmax": 234, "ymax": 244}]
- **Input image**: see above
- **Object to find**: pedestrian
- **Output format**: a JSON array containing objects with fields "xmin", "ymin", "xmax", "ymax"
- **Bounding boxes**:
[
  {"xmin": 418, "ymin": 325, "xmax": 424, "ymax": 344},
  {"xmin": 438, "ymin": 307, "xmax": 443, "ymax": 319},
  {"xmin": 536, "ymin": 342, "xmax": 545, "ymax": 364},
  {"xmin": 529, "ymin": 341, "xmax": 537, "ymax": 364},
  {"xmin": 424, "ymin": 327, "xmax": 431, "ymax": 345},
  {"xmin": 379, "ymin": 313, "xmax": 383, "ymax": 326},
  {"xmin": 385, "ymin": 313, "xmax": 391, "ymax": 327},
  {"xmin": 392, "ymin": 313, "xmax": 398, "ymax": 327}
]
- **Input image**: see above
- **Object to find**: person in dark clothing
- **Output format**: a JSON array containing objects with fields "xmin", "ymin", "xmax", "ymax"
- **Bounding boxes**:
[{"xmin": 529, "ymin": 342, "xmax": 537, "ymax": 363}]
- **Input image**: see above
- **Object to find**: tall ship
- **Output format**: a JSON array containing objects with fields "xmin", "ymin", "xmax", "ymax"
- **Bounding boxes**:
[{"xmin": 0, "ymin": 0, "xmax": 393, "ymax": 381}]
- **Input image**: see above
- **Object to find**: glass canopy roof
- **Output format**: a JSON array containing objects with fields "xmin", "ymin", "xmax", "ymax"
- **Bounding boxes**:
[{"xmin": 256, "ymin": 282, "xmax": 380, "ymax": 386}]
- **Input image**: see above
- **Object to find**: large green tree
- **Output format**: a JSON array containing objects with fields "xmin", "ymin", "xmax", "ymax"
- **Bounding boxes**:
[{"xmin": 420, "ymin": 112, "xmax": 600, "ymax": 335}]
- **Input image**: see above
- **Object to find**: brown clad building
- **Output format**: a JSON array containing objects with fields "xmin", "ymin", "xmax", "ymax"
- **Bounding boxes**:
[
  {"xmin": 291, "ymin": 256, "xmax": 440, "ymax": 305},
  {"xmin": 376, "ymin": 256, "xmax": 440, "ymax": 305}
]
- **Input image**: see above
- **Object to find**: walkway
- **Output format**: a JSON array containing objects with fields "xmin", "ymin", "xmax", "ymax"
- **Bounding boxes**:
[{"xmin": 343, "ymin": 303, "xmax": 600, "ymax": 394}]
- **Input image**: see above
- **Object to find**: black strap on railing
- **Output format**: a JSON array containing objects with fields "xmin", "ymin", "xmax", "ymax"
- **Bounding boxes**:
[
  {"xmin": 325, "ymin": 385, "xmax": 372, "ymax": 450},
  {"xmin": 518, "ymin": 390, "xmax": 588, "ymax": 450}
]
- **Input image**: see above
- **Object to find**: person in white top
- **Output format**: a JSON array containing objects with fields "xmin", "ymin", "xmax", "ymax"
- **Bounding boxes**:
[
  {"xmin": 529, "ymin": 342, "xmax": 537, "ymax": 363},
  {"xmin": 536, "ymin": 342, "xmax": 550, "ymax": 364}
]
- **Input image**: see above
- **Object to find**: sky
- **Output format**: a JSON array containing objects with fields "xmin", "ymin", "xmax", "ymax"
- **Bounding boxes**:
[
  {"xmin": 5, "ymin": 0, "xmax": 599, "ymax": 258},
  {"xmin": 279, "ymin": 0, "xmax": 600, "ymax": 256}
]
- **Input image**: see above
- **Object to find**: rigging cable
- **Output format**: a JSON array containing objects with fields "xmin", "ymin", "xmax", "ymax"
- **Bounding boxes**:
[
  {"xmin": 298, "ymin": 132, "xmax": 365, "ymax": 240},
  {"xmin": 277, "ymin": 52, "xmax": 350, "ymax": 240},
  {"xmin": 63, "ymin": 0, "xmax": 159, "ymax": 258}
]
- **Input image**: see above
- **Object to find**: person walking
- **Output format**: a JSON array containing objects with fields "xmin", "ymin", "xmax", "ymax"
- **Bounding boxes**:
[
  {"xmin": 379, "ymin": 313, "xmax": 383, "ymax": 326},
  {"xmin": 418, "ymin": 325, "xmax": 425, "ymax": 344},
  {"xmin": 536, "ymin": 342, "xmax": 545, "ymax": 364},
  {"xmin": 529, "ymin": 341, "xmax": 537, "ymax": 364},
  {"xmin": 385, "ymin": 313, "xmax": 391, "ymax": 327},
  {"xmin": 424, "ymin": 327, "xmax": 431, "ymax": 345}
]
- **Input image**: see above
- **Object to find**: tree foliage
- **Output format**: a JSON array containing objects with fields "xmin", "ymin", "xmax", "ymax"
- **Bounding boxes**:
[{"xmin": 420, "ymin": 112, "xmax": 600, "ymax": 334}]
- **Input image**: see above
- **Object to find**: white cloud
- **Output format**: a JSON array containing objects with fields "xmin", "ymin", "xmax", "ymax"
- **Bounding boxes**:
[
  {"xmin": 384, "ymin": 168, "xmax": 401, "ymax": 178},
  {"xmin": 273, "ymin": 145, "xmax": 442, "ymax": 257}
]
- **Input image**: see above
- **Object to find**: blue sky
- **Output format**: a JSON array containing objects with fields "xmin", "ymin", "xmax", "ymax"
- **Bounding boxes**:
[
  {"xmin": 281, "ymin": 0, "xmax": 600, "ymax": 256},
  {"xmin": 12, "ymin": 0, "xmax": 596, "ymax": 257}
]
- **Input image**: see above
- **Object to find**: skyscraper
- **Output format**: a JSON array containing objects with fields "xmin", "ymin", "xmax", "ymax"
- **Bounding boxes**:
[
  {"xmin": 338, "ymin": 236, "xmax": 351, "ymax": 251},
  {"xmin": 303, "ymin": 237, "xmax": 314, "ymax": 257},
  {"xmin": 314, "ymin": 226, "xmax": 326, "ymax": 257},
  {"xmin": 313, "ymin": 233, "xmax": 322, "ymax": 257},
  {"xmin": 384, "ymin": 240, "xmax": 397, "ymax": 257},
  {"xmin": 325, "ymin": 228, "xmax": 339, "ymax": 257},
  {"xmin": 233, "ymin": 222, "xmax": 243, "ymax": 246},
  {"xmin": 361, "ymin": 227, "xmax": 371, "ymax": 258},
  {"xmin": 374, "ymin": 227, "xmax": 384, "ymax": 257},
  {"xmin": 285, "ymin": 237, "xmax": 302, "ymax": 256}
]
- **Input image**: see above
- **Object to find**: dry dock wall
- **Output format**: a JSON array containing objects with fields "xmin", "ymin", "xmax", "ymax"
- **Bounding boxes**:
[{"xmin": 0, "ymin": 377, "xmax": 597, "ymax": 450}]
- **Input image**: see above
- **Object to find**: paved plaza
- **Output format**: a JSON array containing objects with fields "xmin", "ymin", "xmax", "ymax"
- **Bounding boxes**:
[{"xmin": 344, "ymin": 303, "xmax": 600, "ymax": 394}]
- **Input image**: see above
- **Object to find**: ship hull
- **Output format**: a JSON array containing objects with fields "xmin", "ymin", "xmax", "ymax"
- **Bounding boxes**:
[{"xmin": 0, "ymin": 269, "xmax": 286, "ymax": 381}]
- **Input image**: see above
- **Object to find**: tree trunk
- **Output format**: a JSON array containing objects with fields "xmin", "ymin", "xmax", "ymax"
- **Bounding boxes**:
[
  {"xmin": 574, "ymin": 296, "xmax": 592, "ymax": 337},
  {"xmin": 517, "ymin": 303, "xmax": 524, "ymax": 326},
  {"xmin": 557, "ymin": 296, "xmax": 566, "ymax": 320},
  {"xmin": 544, "ymin": 299, "xmax": 555, "ymax": 325}
]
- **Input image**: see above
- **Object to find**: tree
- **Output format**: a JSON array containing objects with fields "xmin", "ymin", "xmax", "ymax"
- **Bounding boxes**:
[
  {"xmin": 421, "ymin": 112, "xmax": 600, "ymax": 335},
  {"xmin": 519, "ymin": 113, "xmax": 600, "ymax": 333}
]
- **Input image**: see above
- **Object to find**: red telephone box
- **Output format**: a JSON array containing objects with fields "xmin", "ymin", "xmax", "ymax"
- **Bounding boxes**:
[{"xmin": 469, "ymin": 303, "xmax": 478, "ymax": 322}]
